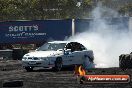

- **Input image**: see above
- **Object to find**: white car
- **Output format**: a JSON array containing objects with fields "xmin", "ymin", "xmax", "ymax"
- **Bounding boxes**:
[{"xmin": 22, "ymin": 41, "xmax": 94, "ymax": 71}]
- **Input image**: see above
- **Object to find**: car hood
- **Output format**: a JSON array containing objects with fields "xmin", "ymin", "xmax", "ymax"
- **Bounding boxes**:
[{"xmin": 24, "ymin": 51, "xmax": 63, "ymax": 57}]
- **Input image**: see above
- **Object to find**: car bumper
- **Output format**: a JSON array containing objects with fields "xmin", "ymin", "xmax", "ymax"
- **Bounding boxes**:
[{"xmin": 22, "ymin": 60, "xmax": 55, "ymax": 68}]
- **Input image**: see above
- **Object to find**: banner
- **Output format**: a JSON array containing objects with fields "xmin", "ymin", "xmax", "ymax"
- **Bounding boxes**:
[{"xmin": 0, "ymin": 20, "xmax": 72, "ymax": 43}]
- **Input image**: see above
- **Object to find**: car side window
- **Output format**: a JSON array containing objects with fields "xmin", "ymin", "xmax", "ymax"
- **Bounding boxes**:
[
  {"xmin": 74, "ymin": 43, "xmax": 81, "ymax": 51},
  {"xmin": 65, "ymin": 43, "xmax": 74, "ymax": 52},
  {"xmin": 80, "ymin": 44, "xmax": 86, "ymax": 50},
  {"xmin": 65, "ymin": 42, "xmax": 85, "ymax": 52}
]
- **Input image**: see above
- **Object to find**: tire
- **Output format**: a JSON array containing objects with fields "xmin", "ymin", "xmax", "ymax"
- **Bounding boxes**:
[
  {"xmin": 119, "ymin": 54, "xmax": 132, "ymax": 69},
  {"xmin": 120, "ymin": 54, "xmax": 127, "ymax": 70},
  {"xmin": 119, "ymin": 54, "xmax": 125, "ymax": 69},
  {"xmin": 54, "ymin": 57, "xmax": 63, "ymax": 71},
  {"xmin": 25, "ymin": 67, "xmax": 33, "ymax": 72},
  {"xmin": 125, "ymin": 55, "xmax": 131, "ymax": 68}
]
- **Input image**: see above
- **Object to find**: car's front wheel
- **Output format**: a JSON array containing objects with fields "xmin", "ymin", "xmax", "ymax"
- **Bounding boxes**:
[
  {"xmin": 25, "ymin": 67, "xmax": 34, "ymax": 72},
  {"xmin": 54, "ymin": 57, "xmax": 63, "ymax": 71}
]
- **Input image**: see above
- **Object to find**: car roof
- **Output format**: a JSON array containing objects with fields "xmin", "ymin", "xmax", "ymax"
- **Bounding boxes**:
[{"xmin": 48, "ymin": 41, "xmax": 72, "ymax": 44}]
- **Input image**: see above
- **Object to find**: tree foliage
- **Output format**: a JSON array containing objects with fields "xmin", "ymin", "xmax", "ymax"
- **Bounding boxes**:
[
  {"xmin": 0, "ymin": 0, "xmax": 93, "ymax": 20},
  {"xmin": 118, "ymin": 3, "xmax": 132, "ymax": 16}
]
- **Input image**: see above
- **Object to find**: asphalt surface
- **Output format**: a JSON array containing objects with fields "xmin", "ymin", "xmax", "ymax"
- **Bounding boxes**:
[{"xmin": 0, "ymin": 60, "xmax": 132, "ymax": 88}]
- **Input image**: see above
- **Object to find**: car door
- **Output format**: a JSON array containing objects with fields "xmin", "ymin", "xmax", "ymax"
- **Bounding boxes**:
[
  {"xmin": 71, "ymin": 42, "xmax": 86, "ymax": 65},
  {"xmin": 62, "ymin": 52, "xmax": 74, "ymax": 65},
  {"xmin": 65, "ymin": 42, "xmax": 84, "ymax": 65},
  {"xmin": 70, "ymin": 51, "xmax": 82, "ymax": 65}
]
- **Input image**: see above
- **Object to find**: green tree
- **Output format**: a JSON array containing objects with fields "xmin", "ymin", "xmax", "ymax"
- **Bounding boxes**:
[{"xmin": 0, "ymin": 0, "xmax": 93, "ymax": 21}]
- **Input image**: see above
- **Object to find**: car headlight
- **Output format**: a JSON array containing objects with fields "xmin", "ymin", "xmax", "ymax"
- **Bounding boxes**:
[{"xmin": 22, "ymin": 57, "xmax": 27, "ymax": 60}]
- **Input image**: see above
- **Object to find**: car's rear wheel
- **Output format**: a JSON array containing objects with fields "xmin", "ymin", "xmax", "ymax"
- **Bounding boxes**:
[
  {"xmin": 25, "ymin": 67, "xmax": 34, "ymax": 72},
  {"xmin": 54, "ymin": 57, "xmax": 63, "ymax": 71}
]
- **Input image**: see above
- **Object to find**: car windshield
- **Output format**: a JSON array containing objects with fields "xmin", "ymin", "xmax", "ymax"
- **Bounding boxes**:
[{"xmin": 37, "ymin": 43, "xmax": 66, "ymax": 51}]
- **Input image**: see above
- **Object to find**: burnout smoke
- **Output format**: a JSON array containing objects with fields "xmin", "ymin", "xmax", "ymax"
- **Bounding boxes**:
[{"xmin": 68, "ymin": 4, "xmax": 132, "ymax": 68}]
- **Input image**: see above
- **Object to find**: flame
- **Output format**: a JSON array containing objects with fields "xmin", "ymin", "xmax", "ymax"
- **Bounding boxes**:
[
  {"xmin": 78, "ymin": 66, "xmax": 86, "ymax": 76},
  {"xmin": 74, "ymin": 65, "xmax": 86, "ymax": 76}
]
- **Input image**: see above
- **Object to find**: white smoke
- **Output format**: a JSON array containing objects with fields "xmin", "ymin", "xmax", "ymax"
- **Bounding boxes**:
[{"xmin": 68, "ymin": 4, "xmax": 132, "ymax": 68}]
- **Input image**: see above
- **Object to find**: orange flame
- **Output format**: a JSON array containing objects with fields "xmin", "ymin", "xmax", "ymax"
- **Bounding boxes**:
[
  {"xmin": 78, "ymin": 66, "xmax": 86, "ymax": 76},
  {"xmin": 74, "ymin": 65, "xmax": 86, "ymax": 76}
]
